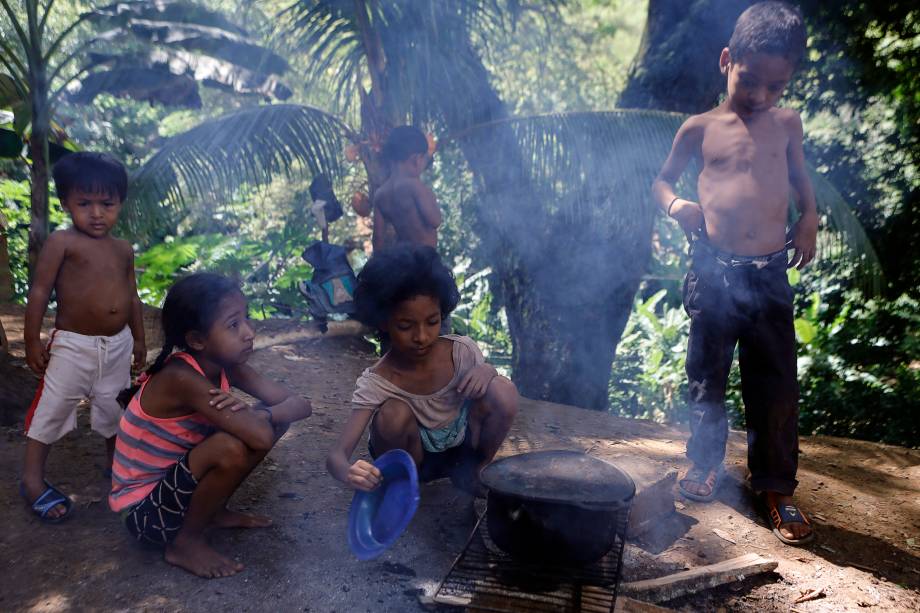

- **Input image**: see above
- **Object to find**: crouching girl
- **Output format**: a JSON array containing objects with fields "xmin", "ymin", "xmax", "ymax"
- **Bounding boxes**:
[
  {"xmin": 109, "ymin": 273, "xmax": 311, "ymax": 578},
  {"xmin": 327, "ymin": 245, "xmax": 518, "ymax": 495}
]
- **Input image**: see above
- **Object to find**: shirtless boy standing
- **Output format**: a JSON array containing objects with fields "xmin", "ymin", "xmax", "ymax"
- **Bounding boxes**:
[
  {"xmin": 21, "ymin": 152, "xmax": 145, "ymax": 522},
  {"xmin": 652, "ymin": 1, "xmax": 817, "ymax": 545},
  {"xmin": 372, "ymin": 126, "xmax": 441, "ymax": 252}
]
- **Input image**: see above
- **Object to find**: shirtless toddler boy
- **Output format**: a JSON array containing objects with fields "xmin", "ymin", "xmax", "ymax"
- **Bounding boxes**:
[
  {"xmin": 372, "ymin": 126, "xmax": 441, "ymax": 252},
  {"xmin": 21, "ymin": 152, "xmax": 145, "ymax": 522},
  {"xmin": 652, "ymin": 1, "xmax": 817, "ymax": 545}
]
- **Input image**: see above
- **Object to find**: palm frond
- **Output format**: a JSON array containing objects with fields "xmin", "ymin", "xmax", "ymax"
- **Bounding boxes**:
[
  {"xmin": 278, "ymin": 0, "xmax": 364, "ymax": 114},
  {"xmin": 450, "ymin": 110, "xmax": 683, "ymax": 231},
  {"xmin": 126, "ymin": 104, "xmax": 351, "ymax": 235},
  {"xmin": 810, "ymin": 169, "xmax": 883, "ymax": 294},
  {"xmin": 279, "ymin": 0, "xmax": 562, "ymax": 119}
]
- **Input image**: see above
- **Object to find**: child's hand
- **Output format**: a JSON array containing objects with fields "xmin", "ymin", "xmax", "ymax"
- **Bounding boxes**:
[
  {"xmin": 789, "ymin": 213, "xmax": 818, "ymax": 270},
  {"xmin": 132, "ymin": 340, "xmax": 146, "ymax": 373},
  {"xmin": 208, "ymin": 389, "xmax": 248, "ymax": 412},
  {"xmin": 25, "ymin": 339, "xmax": 50, "ymax": 375},
  {"xmin": 670, "ymin": 199, "xmax": 705, "ymax": 241},
  {"xmin": 457, "ymin": 364, "xmax": 498, "ymax": 400},
  {"xmin": 347, "ymin": 460, "xmax": 383, "ymax": 491}
]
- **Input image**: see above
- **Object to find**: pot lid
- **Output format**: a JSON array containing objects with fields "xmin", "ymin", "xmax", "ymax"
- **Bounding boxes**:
[{"xmin": 481, "ymin": 450, "xmax": 636, "ymax": 507}]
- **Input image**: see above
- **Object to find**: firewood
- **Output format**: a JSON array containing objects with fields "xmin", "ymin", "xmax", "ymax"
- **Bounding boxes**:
[{"xmin": 621, "ymin": 553, "xmax": 778, "ymax": 603}]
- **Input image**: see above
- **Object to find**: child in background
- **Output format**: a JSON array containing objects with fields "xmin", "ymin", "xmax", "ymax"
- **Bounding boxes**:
[
  {"xmin": 651, "ymin": 1, "xmax": 817, "ymax": 544},
  {"xmin": 21, "ymin": 152, "xmax": 146, "ymax": 523},
  {"xmin": 372, "ymin": 126, "xmax": 442, "ymax": 252},
  {"xmin": 327, "ymin": 245, "xmax": 517, "ymax": 495},
  {"xmin": 109, "ymin": 273, "xmax": 311, "ymax": 578}
]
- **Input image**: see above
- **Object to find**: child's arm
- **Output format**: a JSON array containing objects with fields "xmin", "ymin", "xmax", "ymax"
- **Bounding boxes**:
[
  {"xmin": 413, "ymin": 180, "xmax": 442, "ymax": 229},
  {"xmin": 784, "ymin": 111, "xmax": 818, "ymax": 269},
  {"xmin": 326, "ymin": 409, "xmax": 382, "ymax": 491},
  {"xmin": 24, "ymin": 233, "xmax": 66, "ymax": 374},
  {"xmin": 126, "ymin": 247, "xmax": 146, "ymax": 370},
  {"xmin": 223, "ymin": 363, "xmax": 312, "ymax": 424},
  {"xmin": 171, "ymin": 366, "xmax": 277, "ymax": 451},
  {"xmin": 651, "ymin": 116, "xmax": 705, "ymax": 239}
]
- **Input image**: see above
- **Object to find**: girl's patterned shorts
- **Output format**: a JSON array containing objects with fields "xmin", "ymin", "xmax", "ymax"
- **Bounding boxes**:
[{"xmin": 124, "ymin": 453, "xmax": 199, "ymax": 545}]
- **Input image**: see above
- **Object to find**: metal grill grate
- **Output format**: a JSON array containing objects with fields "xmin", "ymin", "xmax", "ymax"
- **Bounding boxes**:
[{"xmin": 433, "ymin": 507, "xmax": 630, "ymax": 613}]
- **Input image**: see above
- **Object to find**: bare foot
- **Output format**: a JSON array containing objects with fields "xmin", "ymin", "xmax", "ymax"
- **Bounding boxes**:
[
  {"xmin": 165, "ymin": 534, "xmax": 244, "ymax": 578},
  {"xmin": 21, "ymin": 478, "xmax": 68, "ymax": 520},
  {"xmin": 765, "ymin": 491, "xmax": 813, "ymax": 543},
  {"xmin": 211, "ymin": 508, "xmax": 273, "ymax": 529}
]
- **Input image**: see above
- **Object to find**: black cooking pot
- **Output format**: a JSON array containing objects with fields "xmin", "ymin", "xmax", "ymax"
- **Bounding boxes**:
[{"xmin": 481, "ymin": 450, "xmax": 635, "ymax": 565}]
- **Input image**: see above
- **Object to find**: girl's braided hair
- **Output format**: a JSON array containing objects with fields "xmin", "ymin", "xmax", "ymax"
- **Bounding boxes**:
[{"xmin": 118, "ymin": 273, "xmax": 242, "ymax": 407}]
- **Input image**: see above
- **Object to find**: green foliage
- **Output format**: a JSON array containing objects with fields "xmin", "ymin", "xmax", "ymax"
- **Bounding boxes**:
[
  {"xmin": 607, "ymin": 262, "xmax": 920, "ymax": 448},
  {"xmin": 127, "ymin": 104, "xmax": 350, "ymax": 238},
  {"xmin": 131, "ymin": 169, "xmax": 363, "ymax": 320},
  {"xmin": 791, "ymin": 2, "xmax": 920, "ymax": 296},
  {"xmin": 485, "ymin": 0, "xmax": 647, "ymax": 114},
  {"xmin": 449, "ymin": 259, "xmax": 512, "ymax": 370},
  {"xmin": 794, "ymin": 287, "xmax": 920, "ymax": 448},
  {"xmin": 608, "ymin": 289, "xmax": 690, "ymax": 422},
  {"xmin": 135, "ymin": 228, "xmax": 315, "ymax": 319},
  {"xmin": 0, "ymin": 178, "xmax": 65, "ymax": 299}
]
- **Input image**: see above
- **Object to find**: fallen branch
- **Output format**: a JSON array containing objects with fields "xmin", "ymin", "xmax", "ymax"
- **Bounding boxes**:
[
  {"xmin": 621, "ymin": 553, "xmax": 778, "ymax": 603},
  {"xmin": 793, "ymin": 586, "xmax": 826, "ymax": 604}
]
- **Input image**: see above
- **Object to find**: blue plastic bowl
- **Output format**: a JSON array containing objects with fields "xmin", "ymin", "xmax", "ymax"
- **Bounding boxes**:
[{"xmin": 348, "ymin": 449, "xmax": 420, "ymax": 560}]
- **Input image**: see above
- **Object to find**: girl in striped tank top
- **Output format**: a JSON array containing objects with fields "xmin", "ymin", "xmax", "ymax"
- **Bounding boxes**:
[{"xmin": 110, "ymin": 273, "xmax": 311, "ymax": 578}]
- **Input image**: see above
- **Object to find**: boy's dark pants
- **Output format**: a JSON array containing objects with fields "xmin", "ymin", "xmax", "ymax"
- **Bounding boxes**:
[{"xmin": 683, "ymin": 245, "xmax": 799, "ymax": 496}]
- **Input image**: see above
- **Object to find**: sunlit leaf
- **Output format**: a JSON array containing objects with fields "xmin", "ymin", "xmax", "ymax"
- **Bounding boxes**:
[{"xmin": 794, "ymin": 318, "xmax": 818, "ymax": 344}]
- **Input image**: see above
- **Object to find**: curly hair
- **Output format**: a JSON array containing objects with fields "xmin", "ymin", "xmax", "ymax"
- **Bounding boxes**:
[
  {"xmin": 728, "ymin": 1, "xmax": 806, "ymax": 66},
  {"xmin": 354, "ymin": 245, "xmax": 460, "ymax": 329}
]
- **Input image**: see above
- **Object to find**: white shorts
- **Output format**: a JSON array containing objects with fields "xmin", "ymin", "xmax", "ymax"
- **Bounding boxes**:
[{"xmin": 25, "ymin": 326, "xmax": 133, "ymax": 444}]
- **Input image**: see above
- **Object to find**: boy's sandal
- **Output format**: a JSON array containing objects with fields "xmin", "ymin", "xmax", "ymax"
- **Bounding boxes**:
[
  {"xmin": 678, "ymin": 465, "xmax": 723, "ymax": 502},
  {"xmin": 762, "ymin": 497, "xmax": 814, "ymax": 546},
  {"xmin": 20, "ymin": 481, "xmax": 74, "ymax": 523}
]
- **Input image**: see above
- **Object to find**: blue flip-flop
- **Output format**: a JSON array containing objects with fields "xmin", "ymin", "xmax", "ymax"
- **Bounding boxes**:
[{"xmin": 20, "ymin": 481, "xmax": 74, "ymax": 523}]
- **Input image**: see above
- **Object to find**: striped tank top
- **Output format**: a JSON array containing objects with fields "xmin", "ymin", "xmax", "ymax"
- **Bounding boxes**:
[{"xmin": 109, "ymin": 352, "xmax": 225, "ymax": 512}]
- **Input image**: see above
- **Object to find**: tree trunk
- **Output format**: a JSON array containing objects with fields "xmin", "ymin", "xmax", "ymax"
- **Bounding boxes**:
[
  {"xmin": 0, "ymin": 216, "xmax": 14, "ymax": 301},
  {"xmin": 0, "ymin": 357, "xmax": 39, "ymax": 426},
  {"xmin": 442, "ymin": 43, "xmax": 654, "ymax": 410},
  {"xmin": 27, "ymin": 74, "xmax": 50, "ymax": 276},
  {"xmin": 618, "ymin": 0, "xmax": 752, "ymax": 113},
  {"xmin": 497, "ymin": 221, "xmax": 651, "ymax": 410},
  {"xmin": 354, "ymin": 1, "xmax": 397, "ymax": 244}
]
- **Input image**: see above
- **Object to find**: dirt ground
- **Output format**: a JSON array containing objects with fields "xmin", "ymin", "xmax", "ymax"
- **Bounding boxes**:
[{"xmin": 0, "ymin": 305, "xmax": 918, "ymax": 612}]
